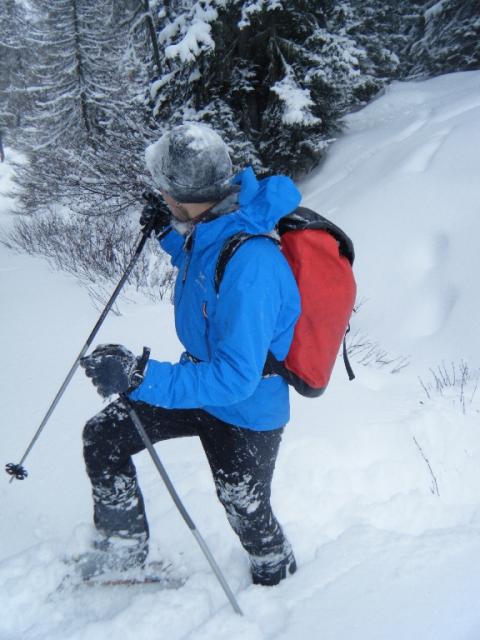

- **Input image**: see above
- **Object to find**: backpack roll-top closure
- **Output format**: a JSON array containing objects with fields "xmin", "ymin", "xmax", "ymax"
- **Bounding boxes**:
[{"xmin": 278, "ymin": 207, "xmax": 355, "ymax": 265}]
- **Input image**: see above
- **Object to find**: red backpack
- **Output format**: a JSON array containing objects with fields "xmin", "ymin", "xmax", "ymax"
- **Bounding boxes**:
[{"xmin": 214, "ymin": 207, "xmax": 357, "ymax": 397}]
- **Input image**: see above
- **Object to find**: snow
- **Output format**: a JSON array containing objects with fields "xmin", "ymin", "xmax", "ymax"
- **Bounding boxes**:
[
  {"xmin": 2, "ymin": 71, "xmax": 480, "ymax": 638},
  {"xmin": 302, "ymin": 71, "xmax": 480, "ymax": 365},
  {"xmin": 165, "ymin": 21, "xmax": 215, "ymax": 63},
  {"xmin": 424, "ymin": 0, "xmax": 449, "ymax": 21},
  {"xmin": 272, "ymin": 73, "xmax": 320, "ymax": 126},
  {"xmin": 238, "ymin": 1, "xmax": 284, "ymax": 29},
  {"xmin": 161, "ymin": 5, "xmax": 219, "ymax": 63}
]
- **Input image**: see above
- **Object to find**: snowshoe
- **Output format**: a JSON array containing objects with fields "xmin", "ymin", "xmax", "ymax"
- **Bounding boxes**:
[{"xmin": 58, "ymin": 553, "xmax": 185, "ymax": 592}]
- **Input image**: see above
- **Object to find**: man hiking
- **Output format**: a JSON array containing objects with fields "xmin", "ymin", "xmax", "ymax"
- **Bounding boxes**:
[{"xmin": 79, "ymin": 122, "xmax": 302, "ymax": 586}]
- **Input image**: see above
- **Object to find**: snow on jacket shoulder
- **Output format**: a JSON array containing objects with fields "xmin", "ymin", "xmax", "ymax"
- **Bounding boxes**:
[{"xmin": 129, "ymin": 168, "xmax": 301, "ymax": 430}]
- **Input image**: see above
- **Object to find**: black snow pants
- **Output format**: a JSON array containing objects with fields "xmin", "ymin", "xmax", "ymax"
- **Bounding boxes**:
[{"xmin": 82, "ymin": 398, "xmax": 291, "ymax": 569}]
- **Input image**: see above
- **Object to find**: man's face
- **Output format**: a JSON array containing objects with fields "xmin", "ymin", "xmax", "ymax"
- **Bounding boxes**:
[{"xmin": 161, "ymin": 192, "xmax": 191, "ymax": 223}]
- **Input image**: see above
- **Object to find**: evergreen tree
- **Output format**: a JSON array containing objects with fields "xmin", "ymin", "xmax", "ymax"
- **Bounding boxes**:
[
  {"xmin": 14, "ymin": 0, "xmax": 117, "ymax": 212},
  {"xmin": 406, "ymin": 0, "xmax": 480, "ymax": 78},
  {"xmin": 59, "ymin": 0, "xmax": 161, "ymax": 215},
  {"xmin": 13, "ymin": 0, "xmax": 157, "ymax": 216},
  {"xmin": 150, "ymin": 0, "xmax": 384, "ymax": 177},
  {"xmin": 0, "ymin": 0, "xmax": 31, "ymax": 143},
  {"xmin": 340, "ymin": 0, "xmax": 407, "ymax": 85},
  {"xmin": 8, "ymin": 1, "xmax": 173, "ymax": 301}
]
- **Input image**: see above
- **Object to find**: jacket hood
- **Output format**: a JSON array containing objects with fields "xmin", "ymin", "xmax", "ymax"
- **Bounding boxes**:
[{"xmin": 229, "ymin": 167, "xmax": 302, "ymax": 233}]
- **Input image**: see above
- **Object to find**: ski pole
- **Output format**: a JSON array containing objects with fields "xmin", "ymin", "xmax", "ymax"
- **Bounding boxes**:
[
  {"xmin": 5, "ymin": 220, "xmax": 170, "ymax": 483},
  {"xmin": 122, "ymin": 394, "xmax": 243, "ymax": 616}
]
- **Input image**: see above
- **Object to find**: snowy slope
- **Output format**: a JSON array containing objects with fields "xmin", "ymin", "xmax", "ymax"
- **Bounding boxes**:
[
  {"xmin": 302, "ymin": 71, "xmax": 480, "ymax": 364},
  {"xmin": 1, "ymin": 72, "xmax": 480, "ymax": 640}
]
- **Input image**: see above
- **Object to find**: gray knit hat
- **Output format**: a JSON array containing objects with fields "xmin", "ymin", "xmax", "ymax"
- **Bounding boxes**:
[{"xmin": 145, "ymin": 123, "xmax": 234, "ymax": 203}]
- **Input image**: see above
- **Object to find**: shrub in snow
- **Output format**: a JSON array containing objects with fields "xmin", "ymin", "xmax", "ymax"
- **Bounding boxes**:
[
  {"xmin": 419, "ymin": 361, "xmax": 480, "ymax": 415},
  {"xmin": 346, "ymin": 328, "xmax": 410, "ymax": 374},
  {"xmin": 3, "ymin": 211, "xmax": 175, "ymax": 308}
]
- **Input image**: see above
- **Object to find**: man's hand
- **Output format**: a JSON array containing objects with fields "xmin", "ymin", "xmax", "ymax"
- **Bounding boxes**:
[
  {"xmin": 140, "ymin": 191, "xmax": 171, "ymax": 237},
  {"xmin": 80, "ymin": 344, "xmax": 148, "ymax": 398}
]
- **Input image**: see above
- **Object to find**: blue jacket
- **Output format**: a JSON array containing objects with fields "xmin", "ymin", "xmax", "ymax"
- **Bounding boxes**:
[{"xmin": 129, "ymin": 167, "xmax": 301, "ymax": 430}]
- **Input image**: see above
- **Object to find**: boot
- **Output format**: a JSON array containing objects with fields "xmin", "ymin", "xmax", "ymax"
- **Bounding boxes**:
[{"xmin": 250, "ymin": 544, "xmax": 297, "ymax": 586}]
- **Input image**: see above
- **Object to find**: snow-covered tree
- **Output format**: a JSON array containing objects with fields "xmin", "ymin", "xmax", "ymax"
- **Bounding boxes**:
[
  {"xmin": 341, "ymin": 0, "xmax": 408, "ymax": 85},
  {"xmin": 0, "ymin": 0, "xmax": 31, "ymax": 142},
  {"xmin": 406, "ymin": 0, "xmax": 480, "ymax": 78},
  {"xmin": 150, "ymin": 0, "xmax": 385, "ymax": 177},
  {"xmin": 7, "ymin": 0, "xmax": 177, "ymax": 301},
  {"xmin": 30, "ymin": 1, "xmax": 120, "ymax": 149},
  {"xmin": 13, "ymin": 0, "xmax": 116, "ymax": 212},
  {"xmin": 13, "ymin": 0, "xmax": 159, "ymax": 217},
  {"xmin": 56, "ymin": 0, "xmax": 162, "ymax": 215},
  {"xmin": 6, "ymin": 0, "xmax": 479, "ymax": 298}
]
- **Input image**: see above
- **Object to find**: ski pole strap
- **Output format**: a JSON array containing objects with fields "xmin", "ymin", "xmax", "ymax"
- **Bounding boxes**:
[{"xmin": 343, "ymin": 325, "xmax": 355, "ymax": 381}]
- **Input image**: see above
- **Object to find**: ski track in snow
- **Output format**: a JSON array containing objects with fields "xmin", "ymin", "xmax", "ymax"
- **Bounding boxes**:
[{"xmin": 2, "ymin": 72, "xmax": 480, "ymax": 639}]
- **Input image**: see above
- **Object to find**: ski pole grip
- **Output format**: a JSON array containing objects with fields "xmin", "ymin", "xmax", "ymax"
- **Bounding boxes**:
[
  {"xmin": 129, "ymin": 347, "xmax": 151, "ymax": 391},
  {"xmin": 141, "ymin": 192, "xmax": 157, "ymax": 238},
  {"xmin": 142, "ymin": 217, "xmax": 156, "ymax": 239},
  {"xmin": 138, "ymin": 346, "xmax": 151, "ymax": 372},
  {"xmin": 141, "ymin": 191, "xmax": 172, "ymax": 239},
  {"xmin": 128, "ymin": 347, "xmax": 150, "ymax": 396}
]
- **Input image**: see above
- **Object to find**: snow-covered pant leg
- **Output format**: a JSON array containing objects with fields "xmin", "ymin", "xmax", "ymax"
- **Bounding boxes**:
[
  {"xmin": 198, "ymin": 422, "xmax": 295, "ymax": 580},
  {"xmin": 82, "ymin": 399, "xmax": 199, "ymax": 559},
  {"xmin": 83, "ymin": 402, "xmax": 293, "ymax": 582}
]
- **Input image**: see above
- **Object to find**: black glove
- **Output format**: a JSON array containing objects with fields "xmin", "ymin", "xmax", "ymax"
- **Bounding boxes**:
[
  {"xmin": 80, "ymin": 344, "xmax": 149, "ymax": 398},
  {"xmin": 140, "ymin": 191, "xmax": 171, "ymax": 237}
]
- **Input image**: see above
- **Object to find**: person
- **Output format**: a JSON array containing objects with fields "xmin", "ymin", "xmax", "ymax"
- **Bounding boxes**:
[
  {"xmin": 79, "ymin": 122, "xmax": 302, "ymax": 586},
  {"xmin": 0, "ymin": 130, "xmax": 5, "ymax": 163}
]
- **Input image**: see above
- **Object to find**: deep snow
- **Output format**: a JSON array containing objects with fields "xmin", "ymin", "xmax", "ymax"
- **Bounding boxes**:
[{"xmin": 1, "ymin": 71, "xmax": 480, "ymax": 640}]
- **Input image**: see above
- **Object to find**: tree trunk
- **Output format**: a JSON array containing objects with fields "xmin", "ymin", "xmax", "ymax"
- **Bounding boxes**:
[{"xmin": 72, "ymin": 0, "xmax": 92, "ymax": 143}]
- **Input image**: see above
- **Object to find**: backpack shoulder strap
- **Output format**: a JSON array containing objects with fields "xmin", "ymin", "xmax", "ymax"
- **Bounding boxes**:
[{"xmin": 214, "ymin": 232, "xmax": 279, "ymax": 294}]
